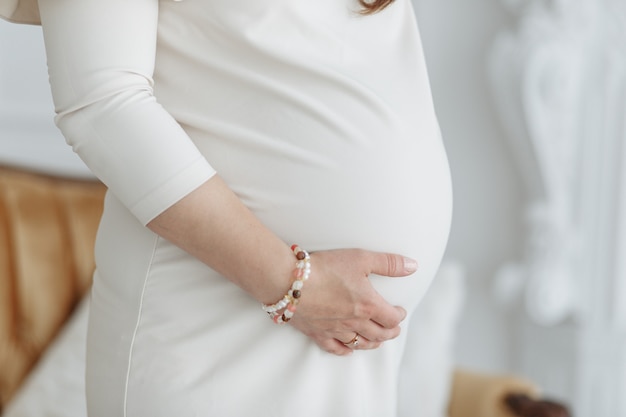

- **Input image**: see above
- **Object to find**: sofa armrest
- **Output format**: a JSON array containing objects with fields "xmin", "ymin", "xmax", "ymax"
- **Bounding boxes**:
[
  {"xmin": 448, "ymin": 368, "xmax": 537, "ymax": 417},
  {"xmin": 0, "ymin": 166, "xmax": 105, "ymax": 411},
  {"xmin": 448, "ymin": 369, "xmax": 570, "ymax": 417}
]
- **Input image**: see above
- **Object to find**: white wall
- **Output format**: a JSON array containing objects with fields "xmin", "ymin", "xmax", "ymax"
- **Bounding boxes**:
[
  {"xmin": 413, "ymin": 0, "xmax": 527, "ymax": 373},
  {"xmin": 0, "ymin": 20, "xmax": 90, "ymax": 177}
]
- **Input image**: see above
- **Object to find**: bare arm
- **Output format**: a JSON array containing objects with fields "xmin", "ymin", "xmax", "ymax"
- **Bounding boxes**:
[{"xmin": 147, "ymin": 176, "xmax": 296, "ymax": 306}]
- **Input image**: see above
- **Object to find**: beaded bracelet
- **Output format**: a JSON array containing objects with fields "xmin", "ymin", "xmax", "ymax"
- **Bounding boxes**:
[{"xmin": 262, "ymin": 244, "xmax": 311, "ymax": 324}]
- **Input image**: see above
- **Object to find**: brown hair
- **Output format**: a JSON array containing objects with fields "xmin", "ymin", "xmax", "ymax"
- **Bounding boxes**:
[{"xmin": 358, "ymin": 0, "xmax": 395, "ymax": 14}]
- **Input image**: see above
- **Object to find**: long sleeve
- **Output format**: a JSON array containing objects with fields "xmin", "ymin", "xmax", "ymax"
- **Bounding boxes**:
[{"xmin": 38, "ymin": 0, "xmax": 215, "ymax": 225}]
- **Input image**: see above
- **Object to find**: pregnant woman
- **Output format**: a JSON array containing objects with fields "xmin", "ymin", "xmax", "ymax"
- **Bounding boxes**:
[{"xmin": 9, "ymin": 0, "xmax": 453, "ymax": 415}]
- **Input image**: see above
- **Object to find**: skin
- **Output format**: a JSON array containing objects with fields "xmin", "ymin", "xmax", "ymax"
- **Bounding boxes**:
[{"xmin": 148, "ymin": 175, "xmax": 417, "ymax": 356}]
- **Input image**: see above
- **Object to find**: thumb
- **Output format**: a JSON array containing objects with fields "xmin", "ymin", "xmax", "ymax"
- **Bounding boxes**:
[{"xmin": 369, "ymin": 252, "xmax": 418, "ymax": 277}]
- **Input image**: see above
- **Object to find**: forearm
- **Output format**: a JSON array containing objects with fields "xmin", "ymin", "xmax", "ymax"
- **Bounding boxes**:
[{"xmin": 147, "ymin": 175, "xmax": 295, "ymax": 305}]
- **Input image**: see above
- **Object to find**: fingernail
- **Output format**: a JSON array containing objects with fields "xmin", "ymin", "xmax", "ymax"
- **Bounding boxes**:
[
  {"xmin": 403, "ymin": 257, "xmax": 418, "ymax": 273},
  {"xmin": 399, "ymin": 307, "xmax": 407, "ymax": 321}
]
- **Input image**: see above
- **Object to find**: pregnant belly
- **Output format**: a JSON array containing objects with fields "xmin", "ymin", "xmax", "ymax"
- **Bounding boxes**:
[{"xmin": 191, "ymin": 124, "xmax": 453, "ymax": 311}]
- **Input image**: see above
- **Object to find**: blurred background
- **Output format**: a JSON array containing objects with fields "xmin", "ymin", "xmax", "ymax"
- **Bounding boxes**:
[
  {"xmin": 1, "ymin": 1, "xmax": 625, "ymax": 416},
  {"xmin": 413, "ymin": 1, "xmax": 626, "ymax": 416}
]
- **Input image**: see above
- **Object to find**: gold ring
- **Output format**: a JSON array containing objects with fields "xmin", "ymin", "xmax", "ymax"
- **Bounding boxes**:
[{"xmin": 344, "ymin": 334, "xmax": 360, "ymax": 348}]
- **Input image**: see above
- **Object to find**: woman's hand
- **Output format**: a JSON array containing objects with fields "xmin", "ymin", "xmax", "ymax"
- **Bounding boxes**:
[{"xmin": 289, "ymin": 249, "xmax": 417, "ymax": 356}]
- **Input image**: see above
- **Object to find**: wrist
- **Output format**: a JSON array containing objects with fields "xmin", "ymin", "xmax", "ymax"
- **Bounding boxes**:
[
  {"xmin": 261, "ymin": 245, "xmax": 312, "ymax": 324},
  {"xmin": 252, "ymin": 244, "xmax": 297, "ymax": 305}
]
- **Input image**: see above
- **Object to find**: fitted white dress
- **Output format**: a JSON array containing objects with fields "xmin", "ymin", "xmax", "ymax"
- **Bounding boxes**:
[{"xmin": 36, "ymin": 0, "xmax": 453, "ymax": 416}]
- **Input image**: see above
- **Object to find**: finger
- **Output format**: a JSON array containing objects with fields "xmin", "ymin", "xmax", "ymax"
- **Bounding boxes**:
[
  {"xmin": 362, "ymin": 291, "xmax": 407, "ymax": 329},
  {"xmin": 349, "ymin": 336, "xmax": 381, "ymax": 351},
  {"xmin": 368, "ymin": 252, "xmax": 418, "ymax": 277},
  {"xmin": 317, "ymin": 338, "xmax": 354, "ymax": 356},
  {"xmin": 337, "ymin": 334, "xmax": 382, "ymax": 351},
  {"xmin": 338, "ymin": 333, "xmax": 360, "ymax": 347},
  {"xmin": 354, "ymin": 319, "xmax": 402, "ymax": 343},
  {"xmin": 370, "ymin": 305, "xmax": 406, "ymax": 329}
]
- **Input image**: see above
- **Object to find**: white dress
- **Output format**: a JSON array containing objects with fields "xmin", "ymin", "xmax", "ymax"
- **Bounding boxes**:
[{"xmin": 36, "ymin": 0, "xmax": 453, "ymax": 415}]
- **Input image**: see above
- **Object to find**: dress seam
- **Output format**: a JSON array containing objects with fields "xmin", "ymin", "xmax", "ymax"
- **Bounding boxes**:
[{"xmin": 122, "ymin": 234, "xmax": 161, "ymax": 417}]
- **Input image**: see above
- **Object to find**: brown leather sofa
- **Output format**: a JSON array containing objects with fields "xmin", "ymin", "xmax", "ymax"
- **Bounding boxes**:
[
  {"xmin": 0, "ymin": 166, "xmax": 105, "ymax": 409},
  {"xmin": 0, "ymin": 165, "xmax": 568, "ymax": 417}
]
